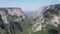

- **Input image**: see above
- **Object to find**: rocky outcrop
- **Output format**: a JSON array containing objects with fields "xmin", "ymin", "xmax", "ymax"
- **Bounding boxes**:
[
  {"xmin": 32, "ymin": 4, "xmax": 60, "ymax": 32},
  {"xmin": 0, "ymin": 7, "xmax": 26, "ymax": 34},
  {"xmin": 0, "ymin": 7, "xmax": 33, "ymax": 34},
  {"xmin": 0, "ymin": 7, "xmax": 25, "ymax": 24}
]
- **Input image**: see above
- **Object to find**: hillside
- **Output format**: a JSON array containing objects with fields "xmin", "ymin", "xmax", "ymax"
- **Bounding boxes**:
[
  {"xmin": 28, "ymin": 4, "xmax": 60, "ymax": 34},
  {"xmin": 0, "ymin": 8, "xmax": 33, "ymax": 34},
  {"xmin": 0, "ymin": 4, "xmax": 60, "ymax": 34}
]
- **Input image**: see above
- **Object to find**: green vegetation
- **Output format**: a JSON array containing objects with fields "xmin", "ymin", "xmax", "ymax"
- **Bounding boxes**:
[
  {"xmin": 50, "ymin": 11, "xmax": 60, "ymax": 15},
  {"xmin": 31, "ymin": 25, "xmax": 60, "ymax": 34},
  {"xmin": 0, "ymin": 14, "xmax": 33, "ymax": 34},
  {"xmin": 0, "ymin": 13, "xmax": 60, "ymax": 34}
]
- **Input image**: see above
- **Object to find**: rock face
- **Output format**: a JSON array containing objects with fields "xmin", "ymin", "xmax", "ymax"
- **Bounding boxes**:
[
  {"xmin": 0, "ymin": 7, "xmax": 33, "ymax": 34},
  {"xmin": 0, "ymin": 7, "xmax": 25, "ymax": 24},
  {"xmin": 32, "ymin": 4, "xmax": 60, "ymax": 32},
  {"xmin": 0, "ymin": 7, "xmax": 26, "ymax": 34}
]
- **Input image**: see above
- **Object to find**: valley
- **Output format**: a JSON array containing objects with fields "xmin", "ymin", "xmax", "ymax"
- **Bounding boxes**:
[{"xmin": 0, "ymin": 4, "xmax": 60, "ymax": 34}]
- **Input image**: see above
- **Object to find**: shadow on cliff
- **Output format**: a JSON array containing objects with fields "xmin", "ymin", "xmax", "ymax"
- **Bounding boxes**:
[{"xmin": 10, "ymin": 21, "xmax": 23, "ymax": 32}]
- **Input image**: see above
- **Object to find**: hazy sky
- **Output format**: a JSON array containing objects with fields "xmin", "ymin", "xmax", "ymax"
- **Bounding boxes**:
[{"xmin": 0, "ymin": 0, "xmax": 60, "ymax": 11}]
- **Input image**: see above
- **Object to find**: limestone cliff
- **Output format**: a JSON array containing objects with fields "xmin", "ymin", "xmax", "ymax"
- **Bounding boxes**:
[
  {"xmin": 31, "ymin": 4, "xmax": 60, "ymax": 32},
  {"xmin": 0, "ymin": 7, "xmax": 26, "ymax": 34}
]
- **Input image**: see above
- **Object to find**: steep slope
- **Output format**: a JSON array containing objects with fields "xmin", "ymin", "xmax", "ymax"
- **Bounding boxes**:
[
  {"xmin": 30, "ymin": 4, "xmax": 60, "ymax": 32},
  {"xmin": 0, "ymin": 8, "xmax": 33, "ymax": 34}
]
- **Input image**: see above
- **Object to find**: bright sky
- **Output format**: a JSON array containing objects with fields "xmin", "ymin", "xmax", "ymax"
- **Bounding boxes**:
[{"xmin": 0, "ymin": 0, "xmax": 60, "ymax": 11}]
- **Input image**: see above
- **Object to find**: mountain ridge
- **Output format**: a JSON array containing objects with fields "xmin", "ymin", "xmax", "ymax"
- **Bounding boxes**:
[{"xmin": 28, "ymin": 4, "xmax": 60, "ymax": 32}]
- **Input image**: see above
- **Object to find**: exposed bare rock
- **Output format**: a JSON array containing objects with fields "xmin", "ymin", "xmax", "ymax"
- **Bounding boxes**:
[
  {"xmin": 0, "ymin": 7, "xmax": 25, "ymax": 24},
  {"xmin": 0, "ymin": 7, "xmax": 26, "ymax": 34},
  {"xmin": 32, "ymin": 4, "xmax": 60, "ymax": 32}
]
